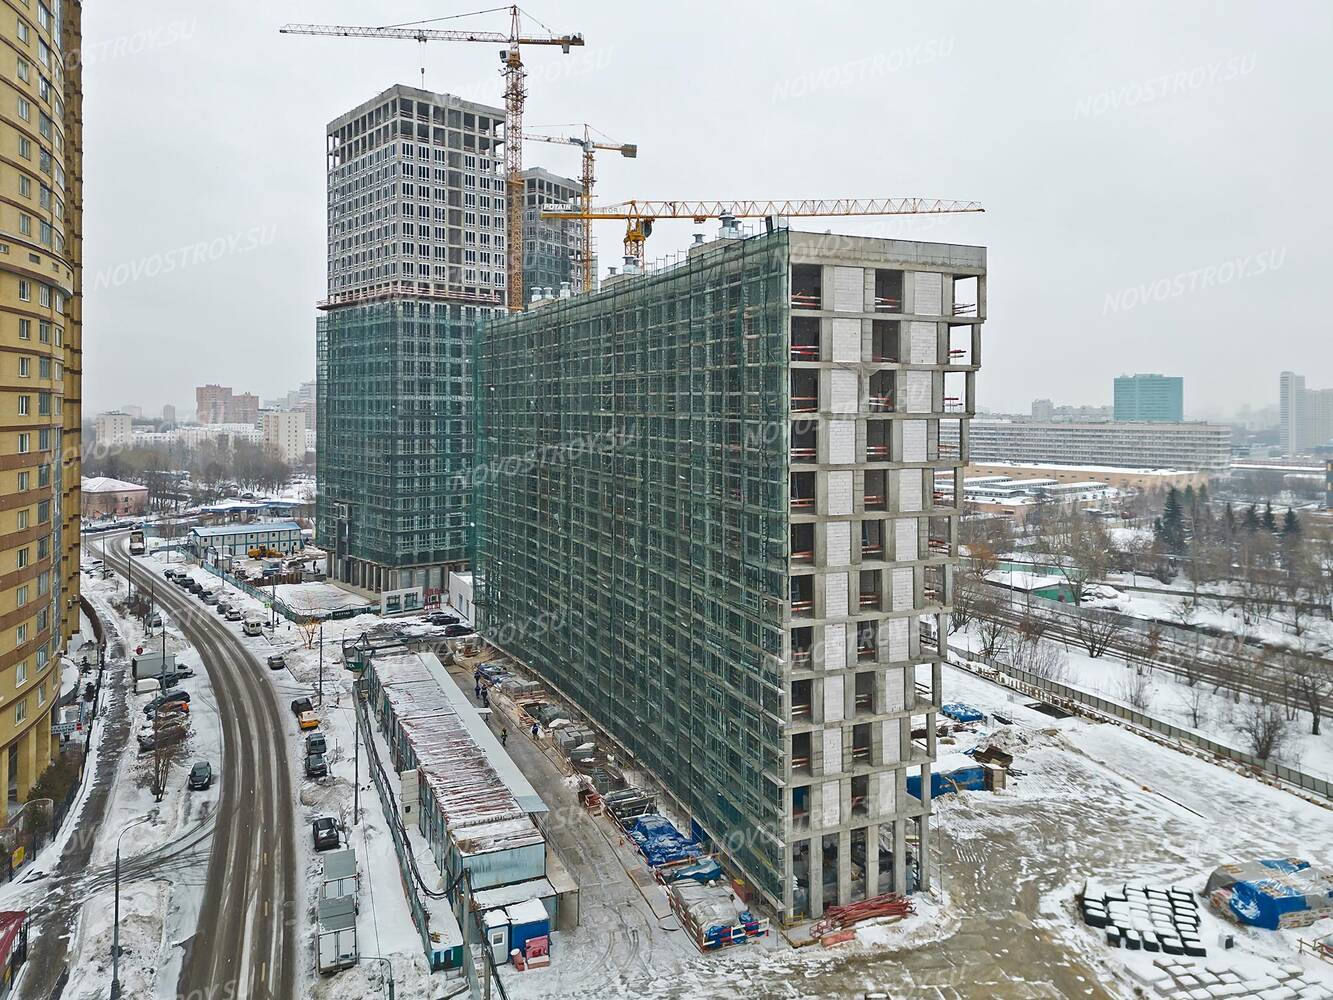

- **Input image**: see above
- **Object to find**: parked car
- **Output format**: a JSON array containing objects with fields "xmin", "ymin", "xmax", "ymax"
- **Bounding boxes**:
[
  {"xmin": 225, "ymin": 609, "xmax": 244, "ymax": 622},
  {"xmin": 443, "ymin": 624, "xmax": 473, "ymax": 637},
  {"xmin": 187, "ymin": 761, "xmax": 213, "ymax": 790},
  {"xmin": 165, "ymin": 666, "xmax": 195, "ymax": 680},
  {"xmin": 144, "ymin": 690, "xmax": 191, "ymax": 716},
  {"xmin": 306, "ymin": 732, "xmax": 327, "ymax": 757},
  {"xmin": 163, "ymin": 568, "xmax": 176, "ymax": 579},
  {"xmin": 312, "ymin": 817, "xmax": 339, "ymax": 851},
  {"xmin": 138, "ymin": 724, "xmax": 187, "ymax": 752},
  {"xmin": 267, "ymin": 653, "xmax": 286, "ymax": 671},
  {"xmin": 305, "ymin": 753, "xmax": 328, "ymax": 779},
  {"xmin": 201, "ymin": 592, "xmax": 219, "ymax": 606},
  {"xmin": 428, "ymin": 613, "xmax": 458, "ymax": 626},
  {"xmin": 216, "ymin": 600, "xmax": 231, "ymax": 615},
  {"xmin": 298, "ymin": 711, "xmax": 319, "ymax": 731},
  {"xmin": 290, "ymin": 697, "xmax": 314, "ymax": 717},
  {"xmin": 147, "ymin": 612, "xmax": 162, "ymax": 628}
]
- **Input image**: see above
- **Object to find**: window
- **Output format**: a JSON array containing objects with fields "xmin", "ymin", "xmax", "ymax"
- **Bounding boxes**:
[
  {"xmin": 16, "ymin": 57, "xmax": 28, "ymax": 82},
  {"xmin": 18, "ymin": 137, "xmax": 30, "ymax": 159},
  {"xmin": 18, "ymin": 176, "xmax": 30, "ymax": 198},
  {"xmin": 36, "ymin": 683, "xmax": 43, "ymax": 707},
  {"xmin": 14, "ymin": 699, "xmax": 25, "ymax": 725},
  {"xmin": 15, "ymin": 625, "xmax": 26, "ymax": 648},
  {"xmin": 16, "ymin": 547, "xmax": 28, "ymax": 568},
  {"xmin": 18, "ymin": 357, "xmax": 28, "ymax": 377},
  {"xmin": 37, "ymin": 391, "xmax": 48, "ymax": 415},
  {"xmin": 16, "ymin": 18, "xmax": 28, "ymax": 44},
  {"xmin": 38, "ymin": 321, "xmax": 49, "ymax": 343},
  {"xmin": 17, "ymin": 319, "xmax": 29, "ymax": 340},
  {"xmin": 16, "ymin": 509, "xmax": 27, "ymax": 529},
  {"xmin": 18, "ymin": 214, "xmax": 31, "ymax": 235},
  {"xmin": 38, "ymin": 111, "xmax": 50, "ymax": 139},
  {"xmin": 18, "ymin": 280, "xmax": 30, "ymax": 301},
  {"xmin": 17, "ymin": 395, "xmax": 28, "ymax": 415},
  {"xmin": 38, "ymin": 427, "xmax": 49, "ymax": 449},
  {"xmin": 17, "ymin": 97, "xmax": 29, "ymax": 121},
  {"xmin": 39, "ymin": 221, "xmax": 50, "ymax": 246},
  {"xmin": 38, "ymin": 284, "xmax": 49, "ymax": 307},
  {"xmin": 16, "ymin": 472, "xmax": 27, "ymax": 491},
  {"xmin": 37, "ymin": 356, "xmax": 47, "ymax": 378},
  {"xmin": 17, "ymin": 433, "xmax": 29, "ymax": 453},
  {"xmin": 35, "ymin": 499, "xmax": 47, "ymax": 522},
  {"xmin": 15, "ymin": 585, "xmax": 26, "ymax": 605}
]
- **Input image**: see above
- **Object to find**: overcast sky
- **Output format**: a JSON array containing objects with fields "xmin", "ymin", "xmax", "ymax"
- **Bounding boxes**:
[{"xmin": 82, "ymin": 2, "xmax": 1332, "ymax": 421}]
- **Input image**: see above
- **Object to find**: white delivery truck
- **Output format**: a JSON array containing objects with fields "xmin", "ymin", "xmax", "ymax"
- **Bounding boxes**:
[{"xmin": 131, "ymin": 651, "xmax": 176, "ymax": 681}]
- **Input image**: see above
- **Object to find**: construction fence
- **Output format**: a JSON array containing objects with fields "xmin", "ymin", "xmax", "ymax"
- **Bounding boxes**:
[{"xmin": 948, "ymin": 644, "xmax": 1333, "ymax": 803}]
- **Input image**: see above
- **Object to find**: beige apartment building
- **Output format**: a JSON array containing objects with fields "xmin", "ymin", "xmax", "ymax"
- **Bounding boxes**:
[{"xmin": 0, "ymin": 0, "xmax": 82, "ymax": 822}]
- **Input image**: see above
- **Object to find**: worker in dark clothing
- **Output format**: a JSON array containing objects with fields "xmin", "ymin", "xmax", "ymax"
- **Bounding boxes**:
[
  {"xmin": 474, "ymin": 681, "xmax": 482, "ymax": 701},
  {"xmin": 500, "ymin": 727, "xmax": 508, "ymax": 747},
  {"xmin": 530, "ymin": 722, "xmax": 539, "ymax": 739},
  {"xmin": 481, "ymin": 688, "xmax": 489, "ymax": 708}
]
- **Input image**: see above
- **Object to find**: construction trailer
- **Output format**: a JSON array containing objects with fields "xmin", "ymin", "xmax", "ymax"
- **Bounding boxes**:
[
  {"xmin": 316, "ymin": 895, "xmax": 358, "ymax": 974},
  {"xmin": 476, "ymin": 226, "xmax": 986, "ymax": 920}
]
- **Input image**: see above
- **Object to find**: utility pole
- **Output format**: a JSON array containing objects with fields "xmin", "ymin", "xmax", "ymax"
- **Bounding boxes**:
[
  {"xmin": 352, "ymin": 687, "xmax": 360, "ymax": 826},
  {"xmin": 317, "ymin": 623, "xmax": 324, "ymax": 705},
  {"xmin": 111, "ymin": 814, "xmax": 154, "ymax": 998}
]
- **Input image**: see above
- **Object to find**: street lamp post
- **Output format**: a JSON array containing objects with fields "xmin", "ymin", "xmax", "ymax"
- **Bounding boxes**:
[
  {"xmin": 111, "ymin": 813, "xmax": 156, "ymax": 998},
  {"xmin": 361, "ymin": 955, "xmax": 395, "ymax": 1000}
]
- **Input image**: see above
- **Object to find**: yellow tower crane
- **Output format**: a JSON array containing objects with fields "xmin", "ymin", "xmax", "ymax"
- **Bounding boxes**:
[
  {"xmin": 526, "ymin": 127, "xmax": 638, "ymax": 292},
  {"xmin": 542, "ymin": 198, "xmax": 986, "ymax": 272},
  {"xmin": 280, "ymin": 7, "xmax": 584, "ymax": 312}
]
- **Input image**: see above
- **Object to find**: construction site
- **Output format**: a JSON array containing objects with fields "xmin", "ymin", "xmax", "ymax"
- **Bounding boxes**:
[{"xmin": 285, "ymin": 7, "xmax": 1333, "ymax": 1000}]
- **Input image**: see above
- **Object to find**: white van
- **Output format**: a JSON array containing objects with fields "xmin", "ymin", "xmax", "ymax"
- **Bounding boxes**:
[{"xmin": 242, "ymin": 617, "xmax": 264, "ymax": 637}]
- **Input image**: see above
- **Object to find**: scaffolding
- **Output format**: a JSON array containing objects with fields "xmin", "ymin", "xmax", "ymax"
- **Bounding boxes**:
[
  {"xmin": 316, "ymin": 299, "xmax": 492, "ymax": 591},
  {"xmin": 476, "ymin": 231, "xmax": 792, "ymax": 901}
]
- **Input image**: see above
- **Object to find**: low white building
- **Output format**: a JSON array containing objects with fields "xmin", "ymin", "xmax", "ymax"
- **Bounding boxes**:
[{"xmin": 188, "ymin": 520, "xmax": 303, "ymax": 559}]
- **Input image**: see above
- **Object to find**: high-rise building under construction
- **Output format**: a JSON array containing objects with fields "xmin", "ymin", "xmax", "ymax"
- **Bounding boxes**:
[
  {"xmin": 476, "ymin": 226, "xmax": 986, "ymax": 918},
  {"xmin": 317, "ymin": 85, "xmax": 509, "ymax": 603}
]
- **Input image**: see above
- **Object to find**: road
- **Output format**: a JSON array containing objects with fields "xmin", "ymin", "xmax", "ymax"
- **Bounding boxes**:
[{"xmin": 104, "ymin": 536, "xmax": 298, "ymax": 1000}]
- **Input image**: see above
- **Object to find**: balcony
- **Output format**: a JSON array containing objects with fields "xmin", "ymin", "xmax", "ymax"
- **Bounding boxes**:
[
  {"xmin": 791, "ymin": 370, "xmax": 819, "ymax": 413},
  {"xmin": 874, "ymin": 269, "xmax": 903, "ymax": 313},
  {"xmin": 791, "ymin": 471, "xmax": 815, "ymax": 513},
  {"xmin": 790, "ymin": 424, "xmax": 816, "ymax": 463},
  {"xmin": 791, "ymin": 316, "xmax": 821, "ymax": 362}
]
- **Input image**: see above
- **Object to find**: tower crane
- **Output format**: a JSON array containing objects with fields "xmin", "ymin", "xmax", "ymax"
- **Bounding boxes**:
[
  {"xmin": 541, "ymin": 198, "xmax": 986, "ymax": 271},
  {"xmin": 526, "ymin": 126, "xmax": 637, "ymax": 292},
  {"xmin": 280, "ymin": 7, "xmax": 585, "ymax": 312}
]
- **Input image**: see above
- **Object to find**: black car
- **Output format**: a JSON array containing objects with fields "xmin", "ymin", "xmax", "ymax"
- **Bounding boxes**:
[
  {"xmin": 305, "ymin": 753, "xmax": 328, "ymax": 779},
  {"xmin": 428, "ymin": 613, "xmax": 458, "ymax": 626},
  {"xmin": 290, "ymin": 696, "xmax": 314, "ymax": 717},
  {"xmin": 144, "ymin": 690, "xmax": 191, "ymax": 716},
  {"xmin": 267, "ymin": 653, "xmax": 286, "ymax": 671},
  {"xmin": 163, "ymin": 568, "xmax": 176, "ymax": 579},
  {"xmin": 312, "ymin": 817, "xmax": 340, "ymax": 851},
  {"xmin": 216, "ymin": 600, "xmax": 230, "ymax": 615},
  {"xmin": 187, "ymin": 761, "xmax": 213, "ymax": 790},
  {"xmin": 443, "ymin": 624, "xmax": 473, "ymax": 637},
  {"xmin": 306, "ymin": 732, "xmax": 327, "ymax": 757}
]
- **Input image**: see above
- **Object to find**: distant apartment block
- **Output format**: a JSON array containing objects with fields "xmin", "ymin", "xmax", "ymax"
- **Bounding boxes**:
[
  {"xmin": 478, "ymin": 227, "xmax": 986, "ymax": 920},
  {"xmin": 195, "ymin": 383, "xmax": 259, "ymax": 424},
  {"xmin": 161, "ymin": 403, "xmax": 177, "ymax": 426},
  {"xmin": 949, "ymin": 420, "xmax": 1231, "ymax": 471},
  {"xmin": 1279, "ymin": 370, "xmax": 1333, "ymax": 456},
  {"xmin": 1113, "ymin": 373, "xmax": 1183, "ymax": 422},
  {"xmin": 94, "ymin": 411, "xmax": 133, "ymax": 450},
  {"xmin": 260, "ymin": 409, "xmax": 307, "ymax": 464}
]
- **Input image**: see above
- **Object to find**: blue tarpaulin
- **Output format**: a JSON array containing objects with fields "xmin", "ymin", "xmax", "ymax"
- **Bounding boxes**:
[
  {"xmin": 941, "ymin": 702, "xmax": 985, "ymax": 723},
  {"xmin": 664, "ymin": 859, "xmax": 724, "ymax": 885},
  {"xmin": 627, "ymin": 814, "xmax": 702, "ymax": 868},
  {"xmin": 1205, "ymin": 859, "xmax": 1333, "ymax": 931},
  {"xmin": 906, "ymin": 763, "xmax": 987, "ymax": 799}
]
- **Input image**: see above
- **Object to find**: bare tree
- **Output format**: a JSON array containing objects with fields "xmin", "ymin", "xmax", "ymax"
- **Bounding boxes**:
[
  {"xmin": 1071, "ymin": 607, "xmax": 1126, "ymax": 658},
  {"xmin": 949, "ymin": 571, "xmax": 982, "ymax": 634},
  {"xmin": 297, "ymin": 615, "xmax": 321, "ymax": 650},
  {"xmin": 1176, "ymin": 684, "xmax": 1209, "ymax": 729},
  {"xmin": 1031, "ymin": 506, "xmax": 1114, "ymax": 606},
  {"xmin": 1170, "ymin": 594, "xmax": 1199, "ymax": 629},
  {"xmin": 1012, "ymin": 634, "xmax": 1069, "ymax": 683},
  {"xmin": 1237, "ymin": 701, "xmax": 1289, "ymax": 760},
  {"xmin": 1119, "ymin": 667, "xmax": 1154, "ymax": 712},
  {"xmin": 1286, "ymin": 649, "xmax": 1332, "ymax": 736}
]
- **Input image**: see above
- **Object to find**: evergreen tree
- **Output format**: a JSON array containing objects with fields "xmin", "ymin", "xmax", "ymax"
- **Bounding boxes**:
[
  {"xmin": 1160, "ymin": 488, "xmax": 1187, "ymax": 555},
  {"xmin": 1262, "ymin": 501, "xmax": 1278, "ymax": 533},
  {"xmin": 1223, "ymin": 502, "xmax": 1236, "ymax": 534},
  {"xmin": 1281, "ymin": 508, "xmax": 1301, "ymax": 538},
  {"xmin": 1242, "ymin": 504, "xmax": 1260, "ymax": 532}
]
